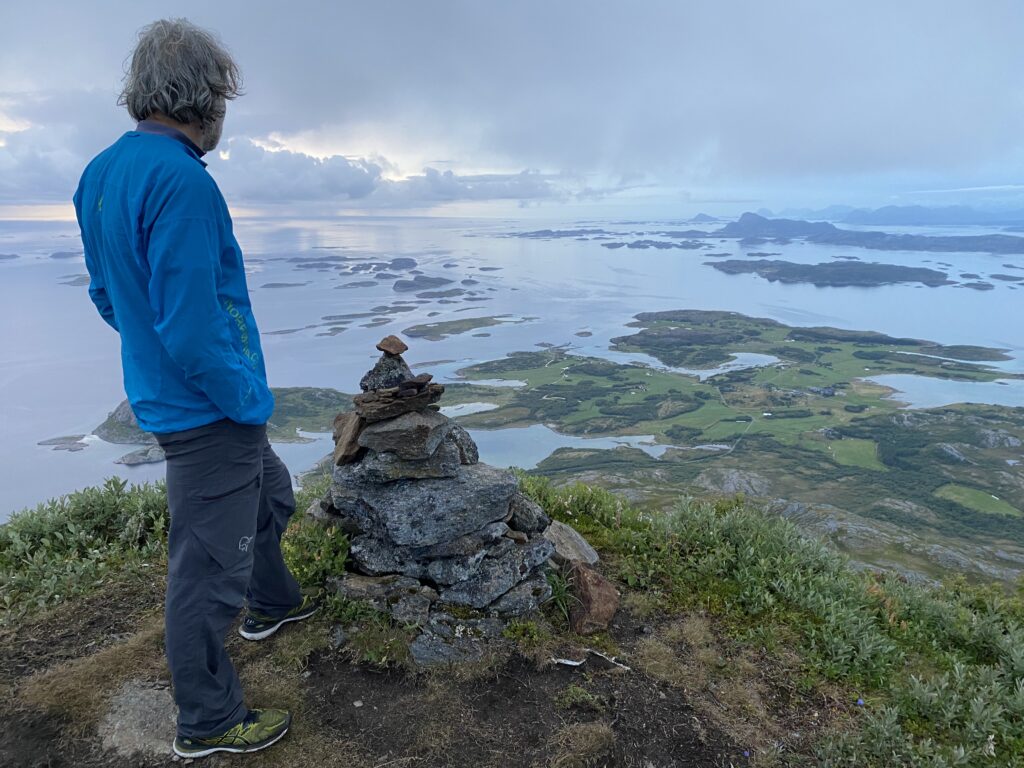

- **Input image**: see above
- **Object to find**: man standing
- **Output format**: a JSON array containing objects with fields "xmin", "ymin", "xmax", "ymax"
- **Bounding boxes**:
[{"xmin": 73, "ymin": 19, "xmax": 316, "ymax": 759}]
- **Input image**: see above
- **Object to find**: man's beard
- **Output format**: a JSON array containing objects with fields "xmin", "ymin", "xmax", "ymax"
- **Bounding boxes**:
[{"xmin": 199, "ymin": 117, "xmax": 224, "ymax": 153}]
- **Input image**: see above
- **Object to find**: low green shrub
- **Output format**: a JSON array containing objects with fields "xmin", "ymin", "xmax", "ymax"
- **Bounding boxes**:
[
  {"xmin": 282, "ymin": 470, "xmax": 351, "ymax": 588},
  {"xmin": 0, "ymin": 477, "xmax": 168, "ymax": 619},
  {"xmin": 517, "ymin": 473, "xmax": 1024, "ymax": 767}
]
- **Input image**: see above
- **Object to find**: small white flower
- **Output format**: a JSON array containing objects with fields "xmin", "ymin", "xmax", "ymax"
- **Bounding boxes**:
[{"xmin": 983, "ymin": 735, "xmax": 996, "ymax": 758}]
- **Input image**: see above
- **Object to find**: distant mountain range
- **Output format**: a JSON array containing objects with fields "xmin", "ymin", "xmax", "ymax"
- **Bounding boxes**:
[
  {"xmin": 758, "ymin": 205, "xmax": 1024, "ymax": 227},
  {"xmin": 716, "ymin": 213, "xmax": 1024, "ymax": 254}
]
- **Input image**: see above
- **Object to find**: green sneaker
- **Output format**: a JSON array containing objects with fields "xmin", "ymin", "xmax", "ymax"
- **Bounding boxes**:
[
  {"xmin": 172, "ymin": 708, "xmax": 291, "ymax": 758},
  {"xmin": 238, "ymin": 595, "xmax": 319, "ymax": 641}
]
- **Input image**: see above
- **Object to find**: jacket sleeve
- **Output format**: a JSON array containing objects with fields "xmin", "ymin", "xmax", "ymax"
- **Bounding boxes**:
[
  {"xmin": 73, "ymin": 183, "xmax": 119, "ymax": 332},
  {"xmin": 87, "ymin": 278, "xmax": 119, "ymax": 332},
  {"xmin": 145, "ymin": 212, "xmax": 271, "ymax": 424}
]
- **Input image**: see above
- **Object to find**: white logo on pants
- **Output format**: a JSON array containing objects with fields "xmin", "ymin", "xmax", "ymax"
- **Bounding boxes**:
[{"xmin": 238, "ymin": 536, "xmax": 253, "ymax": 552}]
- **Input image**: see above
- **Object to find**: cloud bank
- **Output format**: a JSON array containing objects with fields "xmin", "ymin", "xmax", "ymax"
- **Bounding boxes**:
[{"xmin": 3, "ymin": 1, "xmax": 1024, "ymax": 210}]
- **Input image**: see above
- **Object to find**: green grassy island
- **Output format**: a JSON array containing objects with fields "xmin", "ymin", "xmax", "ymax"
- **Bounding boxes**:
[{"xmin": 446, "ymin": 311, "xmax": 1024, "ymax": 583}]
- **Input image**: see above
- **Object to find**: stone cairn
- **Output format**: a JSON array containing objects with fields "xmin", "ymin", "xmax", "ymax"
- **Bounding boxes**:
[{"xmin": 311, "ymin": 335, "xmax": 617, "ymax": 667}]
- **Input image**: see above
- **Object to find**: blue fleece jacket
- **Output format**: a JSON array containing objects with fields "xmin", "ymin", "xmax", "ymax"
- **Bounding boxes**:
[{"xmin": 73, "ymin": 124, "xmax": 274, "ymax": 434}]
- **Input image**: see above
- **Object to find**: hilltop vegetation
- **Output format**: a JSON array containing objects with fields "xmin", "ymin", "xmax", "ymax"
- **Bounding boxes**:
[{"xmin": 2, "ymin": 475, "xmax": 1024, "ymax": 766}]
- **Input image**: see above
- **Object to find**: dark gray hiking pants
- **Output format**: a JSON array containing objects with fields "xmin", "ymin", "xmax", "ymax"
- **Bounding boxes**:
[{"xmin": 154, "ymin": 418, "xmax": 303, "ymax": 738}]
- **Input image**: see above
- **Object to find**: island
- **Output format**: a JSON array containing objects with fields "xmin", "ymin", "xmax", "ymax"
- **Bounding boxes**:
[
  {"xmin": 713, "ymin": 212, "xmax": 1024, "ymax": 254},
  {"xmin": 706, "ymin": 259, "xmax": 954, "ymax": 287},
  {"xmin": 441, "ymin": 311, "xmax": 1024, "ymax": 583},
  {"xmin": 403, "ymin": 314, "xmax": 536, "ymax": 341}
]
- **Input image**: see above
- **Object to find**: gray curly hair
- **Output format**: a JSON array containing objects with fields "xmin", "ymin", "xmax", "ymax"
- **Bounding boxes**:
[{"xmin": 119, "ymin": 18, "xmax": 242, "ymax": 129}]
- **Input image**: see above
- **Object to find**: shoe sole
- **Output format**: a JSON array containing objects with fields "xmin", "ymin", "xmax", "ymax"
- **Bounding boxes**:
[
  {"xmin": 238, "ymin": 604, "xmax": 319, "ymax": 641},
  {"xmin": 172, "ymin": 722, "xmax": 290, "ymax": 758}
]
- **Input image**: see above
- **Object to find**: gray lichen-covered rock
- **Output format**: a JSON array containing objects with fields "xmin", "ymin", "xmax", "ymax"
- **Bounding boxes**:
[
  {"xmin": 448, "ymin": 424, "xmax": 479, "ymax": 465},
  {"xmin": 305, "ymin": 494, "xmax": 364, "ymax": 536},
  {"xmin": 342, "ymin": 463, "xmax": 519, "ymax": 547},
  {"xmin": 508, "ymin": 493, "xmax": 551, "ymax": 534},
  {"xmin": 439, "ymin": 537, "xmax": 556, "ymax": 608},
  {"xmin": 486, "ymin": 570, "xmax": 552, "ymax": 617},
  {"xmin": 357, "ymin": 410, "xmax": 453, "ymax": 460},
  {"xmin": 347, "ymin": 521, "xmax": 511, "ymax": 580},
  {"xmin": 543, "ymin": 520, "xmax": 600, "ymax": 566},
  {"xmin": 391, "ymin": 593, "xmax": 432, "ymax": 626},
  {"xmin": 348, "ymin": 535, "xmax": 428, "ymax": 578},
  {"xmin": 408, "ymin": 611, "xmax": 509, "ymax": 667},
  {"xmin": 99, "ymin": 681, "xmax": 176, "ymax": 759},
  {"xmin": 329, "ymin": 572, "xmax": 423, "ymax": 603},
  {"xmin": 359, "ymin": 352, "xmax": 414, "ymax": 392},
  {"xmin": 356, "ymin": 440, "xmax": 461, "ymax": 483},
  {"xmin": 426, "ymin": 549, "xmax": 489, "ymax": 586},
  {"xmin": 422, "ymin": 521, "xmax": 510, "ymax": 559}
]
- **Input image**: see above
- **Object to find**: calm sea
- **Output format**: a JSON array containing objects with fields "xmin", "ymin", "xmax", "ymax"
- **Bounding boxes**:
[{"xmin": 2, "ymin": 215, "xmax": 1022, "ymax": 520}]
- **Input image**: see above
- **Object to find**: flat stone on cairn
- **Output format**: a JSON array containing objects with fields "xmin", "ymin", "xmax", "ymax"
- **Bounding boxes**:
[
  {"xmin": 376, "ymin": 334, "xmax": 409, "ymax": 355},
  {"xmin": 313, "ymin": 336, "xmax": 610, "ymax": 667}
]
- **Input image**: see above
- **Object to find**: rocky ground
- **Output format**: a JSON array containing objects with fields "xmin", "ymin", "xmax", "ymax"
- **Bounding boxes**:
[{"xmin": 0, "ymin": 554, "xmax": 837, "ymax": 768}]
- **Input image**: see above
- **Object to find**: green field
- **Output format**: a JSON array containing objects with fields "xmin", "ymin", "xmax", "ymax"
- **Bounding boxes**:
[
  {"xmin": 808, "ymin": 437, "xmax": 886, "ymax": 471},
  {"xmin": 936, "ymin": 484, "xmax": 1022, "ymax": 517},
  {"xmin": 446, "ymin": 311, "xmax": 1024, "ymax": 582}
]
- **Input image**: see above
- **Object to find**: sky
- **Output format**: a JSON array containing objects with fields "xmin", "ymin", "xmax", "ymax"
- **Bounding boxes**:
[{"xmin": 2, "ymin": 1, "xmax": 1024, "ymax": 219}]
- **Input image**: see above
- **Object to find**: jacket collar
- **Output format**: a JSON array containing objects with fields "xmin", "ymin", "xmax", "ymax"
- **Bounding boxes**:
[{"xmin": 135, "ymin": 119, "xmax": 208, "ymax": 166}]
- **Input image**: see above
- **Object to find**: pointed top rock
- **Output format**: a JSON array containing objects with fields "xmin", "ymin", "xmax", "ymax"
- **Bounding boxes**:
[
  {"xmin": 359, "ymin": 353, "xmax": 413, "ymax": 393},
  {"xmin": 376, "ymin": 335, "xmax": 409, "ymax": 356}
]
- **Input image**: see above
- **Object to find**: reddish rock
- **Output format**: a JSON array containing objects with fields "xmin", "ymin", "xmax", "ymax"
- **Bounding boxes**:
[
  {"xmin": 332, "ymin": 412, "xmax": 366, "ymax": 466},
  {"xmin": 376, "ymin": 335, "xmax": 409, "ymax": 355},
  {"xmin": 568, "ymin": 563, "xmax": 619, "ymax": 635},
  {"xmin": 353, "ymin": 383, "xmax": 445, "ymax": 422},
  {"xmin": 504, "ymin": 530, "xmax": 529, "ymax": 545}
]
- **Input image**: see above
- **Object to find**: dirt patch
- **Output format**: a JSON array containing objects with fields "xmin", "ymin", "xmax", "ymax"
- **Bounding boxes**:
[
  {"xmin": 285, "ymin": 599, "xmax": 745, "ymax": 768},
  {"xmin": 0, "ymin": 564, "xmax": 835, "ymax": 767},
  {"xmin": 0, "ymin": 709, "xmax": 65, "ymax": 768},
  {"xmin": 634, "ymin": 612, "xmax": 841, "ymax": 764}
]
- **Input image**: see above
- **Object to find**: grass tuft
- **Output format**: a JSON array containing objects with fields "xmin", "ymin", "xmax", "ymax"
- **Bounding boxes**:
[
  {"xmin": 549, "ymin": 721, "xmax": 616, "ymax": 768},
  {"xmin": 18, "ymin": 615, "xmax": 166, "ymax": 734}
]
